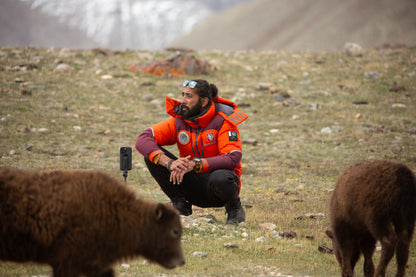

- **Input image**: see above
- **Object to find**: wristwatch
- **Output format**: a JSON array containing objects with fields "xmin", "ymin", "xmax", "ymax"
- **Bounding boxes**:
[{"xmin": 193, "ymin": 158, "xmax": 203, "ymax": 173}]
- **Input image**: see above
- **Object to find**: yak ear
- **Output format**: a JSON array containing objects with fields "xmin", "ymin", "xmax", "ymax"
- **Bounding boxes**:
[
  {"xmin": 155, "ymin": 203, "xmax": 168, "ymax": 222},
  {"xmin": 325, "ymin": 229, "xmax": 334, "ymax": 239}
]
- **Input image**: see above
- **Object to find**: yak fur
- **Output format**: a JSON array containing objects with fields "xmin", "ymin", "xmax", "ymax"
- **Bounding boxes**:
[
  {"xmin": 0, "ymin": 167, "xmax": 185, "ymax": 277},
  {"xmin": 326, "ymin": 160, "xmax": 416, "ymax": 277}
]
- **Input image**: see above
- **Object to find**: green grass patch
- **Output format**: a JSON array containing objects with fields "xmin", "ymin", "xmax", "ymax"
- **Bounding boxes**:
[{"xmin": 1, "ymin": 47, "xmax": 415, "ymax": 276}]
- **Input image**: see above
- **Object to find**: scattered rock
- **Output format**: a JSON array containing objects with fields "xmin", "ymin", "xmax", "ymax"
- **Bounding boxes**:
[
  {"xmin": 120, "ymin": 263, "xmax": 130, "ymax": 269},
  {"xmin": 352, "ymin": 100, "xmax": 369, "ymax": 105},
  {"xmin": 57, "ymin": 48, "xmax": 77, "ymax": 58},
  {"xmin": 344, "ymin": 42, "xmax": 363, "ymax": 56},
  {"xmin": 180, "ymin": 213, "xmax": 218, "ymax": 228},
  {"xmin": 13, "ymin": 64, "xmax": 38, "ymax": 71},
  {"xmin": 282, "ymin": 98, "xmax": 300, "ymax": 107},
  {"xmin": 21, "ymin": 89, "xmax": 32, "ymax": 96},
  {"xmin": 318, "ymin": 244, "xmax": 333, "ymax": 254},
  {"xmin": 92, "ymin": 48, "xmax": 114, "ymax": 56},
  {"xmin": 255, "ymin": 236, "xmax": 266, "ymax": 242},
  {"xmin": 407, "ymin": 127, "xmax": 416, "ymax": 135},
  {"xmin": 244, "ymin": 204, "xmax": 253, "ymax": 209},
  {"xmin": 128, "ymin": 52, "xmax": 214, "ymax": 76},
  {"xmin": 55, "ymin": 63, "xmax": 74, "ymax": 73},
  {"xmin": 237, "ymin": 102, "xmax": 251, "ymax": 107},
  {"xmin": 291, "ymin": 199, "xmax": 304, "ymax": 203},
  {"xmin": 192, "ymin": 251, "xmax": 208, "ymax": 258},
  {"xmin": 392, "ymin": 103, "xmax": 406, "ymax": 108},
  {"xmin": 242, "ymin": 138, "xmax": 258, "ymax": 146},
  {"xmin": 391, "ymin": 145, "xmax": 402, "ymax": 154},
  {"xmin": 140, "ymin": 81, "xmax": 155, "ymax": 87},
  {"xmin": 22, "ymin": 145, "xmax": 33, "ymax": 151},
  {"xmin": 389, "ymin": 86, "xmax": 406, "ymax": 92},
  {"xmin": 295, "ymin": 213, "xmax": 325, "ymax": 220},
  {"xmin": 140, "ymin": 94, "xmax": 155, "ymax": 102},
  {"xmin": 320, "ymin": 127, "xmax": 332, "ymax": 134},
  {"xmin": 279, "ymin": 231, "xmax": 297, "ymax": 239},
  {"xmin": 223, "ymin": 243, "xmax": 239, "ymax": 249},
  {"xmin": 273, "ymin": 90, "xmax": 291, "ymax": 102},
  {"xmin": 320, "ymin": 126, "xmax": 343, "ymax": 134},
  {"xmin": 198, "ymin": 213, "xmax": 218, "ymax": 224},
  {"xmin": 364, "ymin": 71, "xmax": 380, "ymax": 79},
  {"xmin": 299, "ymin": 79, "xmax": 311, "ymax": 85},
  {"xmin": 258, "ymin": 222, "xmax": 277, "ymax": 231},
  {"xmin": 254, "ymin": 82, "xmax": 272, "ymax": 91},
  {"xmin": 309, "ymin": 103, "xmax": 321, "ymax": 111}
]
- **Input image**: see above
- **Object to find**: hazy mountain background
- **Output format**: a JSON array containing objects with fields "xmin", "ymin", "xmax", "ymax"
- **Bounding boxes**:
[
  {"xmin": 1, "ymin": 0, "xmax": 415, "ymax": 51},
  {"xmin": 172, "ymin": 0, "xmax": 416, "ymax": 51},
  {"xmin": 0, "ymin": 0, "xmax": 252, "ymax": 50}
]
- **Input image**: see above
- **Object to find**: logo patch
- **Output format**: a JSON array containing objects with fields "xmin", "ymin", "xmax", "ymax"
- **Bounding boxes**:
[
  {"xmin": 206, "ymin": 132, "xmax": 215, "ymax": 143},
  {"xmin": 178, "ymin": 131, "xmax": 190, "ymax": 145},
  {"xmin": 228, "ymin": 131, "xmax": 238, "ymax": 142}
]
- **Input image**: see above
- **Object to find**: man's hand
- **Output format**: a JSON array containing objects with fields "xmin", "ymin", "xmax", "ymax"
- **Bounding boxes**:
[{"xmin": 169, "ymin": 155, "xmax": 194, "ymax": 184}]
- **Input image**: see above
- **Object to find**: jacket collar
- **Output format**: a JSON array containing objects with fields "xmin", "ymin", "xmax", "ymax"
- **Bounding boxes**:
[
  {"xmin": 165, "ymin": 96, "xmax": 215, "ymax": 128},
  {"xmin": 165, "ymin": 96, "xmax": 246, "ymax": 127}
]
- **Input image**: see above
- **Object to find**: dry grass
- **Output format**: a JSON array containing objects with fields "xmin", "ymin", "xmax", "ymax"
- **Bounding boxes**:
[{"xmin": 0, "ymin": 46, "xmax": 415, "ymax": 276}]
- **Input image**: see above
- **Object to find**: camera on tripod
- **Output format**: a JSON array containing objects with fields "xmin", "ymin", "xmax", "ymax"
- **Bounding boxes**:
[{"xmin": 120, "ymin": 147, "xmax": 132, "ymax": 182}]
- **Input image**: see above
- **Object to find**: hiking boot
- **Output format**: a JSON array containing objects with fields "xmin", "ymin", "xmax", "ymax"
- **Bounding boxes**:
[
  {"xmin": 225, "ymin": 197, "xmax": 245, "ymax": 224},
  {"xmin": 172, "ymin": 199, "xmax": 192, "ymax": 216}
]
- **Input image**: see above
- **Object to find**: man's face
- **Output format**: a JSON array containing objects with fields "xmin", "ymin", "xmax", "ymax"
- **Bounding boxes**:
[{"xmin": 180, "ymin": 86, "xmax": 203, "ymax": 119}]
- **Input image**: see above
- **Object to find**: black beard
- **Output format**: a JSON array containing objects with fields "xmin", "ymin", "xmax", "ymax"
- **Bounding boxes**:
[{"xmin": 180, "ymin": 100, "xmax": 203, "ymax": 120}]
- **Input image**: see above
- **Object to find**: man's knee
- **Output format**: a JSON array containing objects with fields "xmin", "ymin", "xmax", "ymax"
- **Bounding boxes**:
[{"xmin": 209, "ymin": 169, "xmax": 239, "ymax": 201}]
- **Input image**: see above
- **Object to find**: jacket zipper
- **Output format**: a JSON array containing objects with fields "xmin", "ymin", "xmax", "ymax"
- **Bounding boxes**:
[{"xmin": 193, "ymin": 119, "xmax": 203, "ymax": 158}]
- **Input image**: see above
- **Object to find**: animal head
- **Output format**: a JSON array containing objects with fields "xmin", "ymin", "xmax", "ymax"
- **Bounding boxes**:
[{"xmin": 142, "ymin": 203, "xmax": 185, "ymax": 269}]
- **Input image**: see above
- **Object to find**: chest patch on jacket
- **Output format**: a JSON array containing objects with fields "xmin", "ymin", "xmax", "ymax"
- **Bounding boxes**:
[
  {"xmin": 178, "ymin": 131, "xmax": 190, "ymax": 145},
  {"xmin": 204, "ymin": 132, "xmax": 216, "ymax": 146},
  {"xmin": 228, "ymin": 131, "xmax": 238, "ymax": 142}
]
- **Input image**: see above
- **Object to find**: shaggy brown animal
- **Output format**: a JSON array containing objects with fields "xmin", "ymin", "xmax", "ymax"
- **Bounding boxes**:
[
  {"xmin": 0, "ymin": 167, "xmax": 185, "ymax": 277},
  {"xmin": 326, "ymin": 160, "xmax": 416, "ymax": 277}
]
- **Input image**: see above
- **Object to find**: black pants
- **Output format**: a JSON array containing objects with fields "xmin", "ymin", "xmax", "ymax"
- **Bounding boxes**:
[{"xmin": 144, "ymin": 149, "xmax": 239, "ymax": 208}]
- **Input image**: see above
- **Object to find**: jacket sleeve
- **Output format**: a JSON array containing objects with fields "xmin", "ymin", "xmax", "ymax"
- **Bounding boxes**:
[
  {"xmin": 202, "ymin": 121, "xmax": 242, "ymax": 173},
  {"xmin": 135, "ymin": 117, "xmax": 176, "ymax": 162}
]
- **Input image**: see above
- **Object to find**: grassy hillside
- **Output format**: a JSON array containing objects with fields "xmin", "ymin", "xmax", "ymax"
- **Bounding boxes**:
[{"xmin": 0, "ymin": 46, "xmax": 415, "ymax": 276}]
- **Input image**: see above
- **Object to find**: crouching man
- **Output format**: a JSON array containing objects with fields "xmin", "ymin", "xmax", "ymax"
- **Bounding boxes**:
[{"xmin": 135, "ymin": 79, "xmax": 248, "ymax": 224}]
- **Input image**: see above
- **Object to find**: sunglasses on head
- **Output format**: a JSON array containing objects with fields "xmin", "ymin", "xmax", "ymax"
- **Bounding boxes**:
[{"xmin": 183, "ymin": 80, "xmax": 201, "ymax": 89}]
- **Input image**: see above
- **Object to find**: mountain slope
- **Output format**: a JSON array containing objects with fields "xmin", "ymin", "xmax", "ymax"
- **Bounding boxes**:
[
  {"xmin": 1, "ymin": 0, "xmax": 252, "ymax": 50},
  {"xmin": 171, "ymin": 0, "xmax": 416, "ymax": 50},
  {"xmin": 0, "ymin": 0, "xmax": 97, "ymax": 48}
]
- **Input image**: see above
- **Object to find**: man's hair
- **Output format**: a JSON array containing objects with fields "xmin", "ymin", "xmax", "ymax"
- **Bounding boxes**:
[{"xmin": 193, "ymin": 79, "xmax": 218, "ymax": 104}]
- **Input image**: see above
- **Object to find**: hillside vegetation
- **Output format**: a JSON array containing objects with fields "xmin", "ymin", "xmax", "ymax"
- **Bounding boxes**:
[{"xmin": 0, "ymin": 46, "xmax": 415, "ymax": 276}]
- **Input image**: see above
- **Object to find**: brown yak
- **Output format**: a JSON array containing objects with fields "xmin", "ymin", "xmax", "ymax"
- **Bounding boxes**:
[
  {"xmin": 0, "ymin": 167, "xmax": 185, "ymax": 277},
  {"xmin": 326, "ymin": 160, "xmax": 416, "ymax": 277}
]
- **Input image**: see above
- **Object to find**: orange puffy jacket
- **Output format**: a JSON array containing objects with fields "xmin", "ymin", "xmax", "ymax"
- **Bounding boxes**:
[{"xmin": 136, "ymin": 96, "xmax": 248, "ymax": 191}]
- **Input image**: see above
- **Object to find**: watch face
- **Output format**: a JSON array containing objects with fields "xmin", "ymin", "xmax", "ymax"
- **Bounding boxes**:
[{"xmin": 193, "ymin": 158, "xmax": 203, "ymax": 172}]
